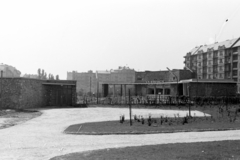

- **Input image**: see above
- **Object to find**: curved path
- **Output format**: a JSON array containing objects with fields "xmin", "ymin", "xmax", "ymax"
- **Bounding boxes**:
[{"xmin": 0, "ymin": 107, "xmax": 240, "ymax": 160}]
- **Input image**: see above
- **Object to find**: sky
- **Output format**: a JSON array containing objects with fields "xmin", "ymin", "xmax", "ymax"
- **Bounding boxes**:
[{"xmin": 1, "ymin": 0, "xmax": 240, "ymax": 80}]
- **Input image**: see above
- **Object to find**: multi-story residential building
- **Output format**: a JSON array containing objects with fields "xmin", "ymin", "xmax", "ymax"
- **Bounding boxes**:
[
  {"xmin": 184, "ymin": 37, "xmax": 240, "ymax": 91},
  {"xmin": 0, "ymin": 64, "xmax": 21, "ymax": 77}
]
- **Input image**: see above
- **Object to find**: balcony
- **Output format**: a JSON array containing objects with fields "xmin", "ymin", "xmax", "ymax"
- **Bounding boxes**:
[{"xmin": 232, "ymin": 62, "xmax": 238, "ymax": 69}]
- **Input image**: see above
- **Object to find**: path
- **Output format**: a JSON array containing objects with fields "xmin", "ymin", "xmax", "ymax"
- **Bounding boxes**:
[{"xmin": 0, "ymin": 107, "xmax": 240, "ymax": 160}]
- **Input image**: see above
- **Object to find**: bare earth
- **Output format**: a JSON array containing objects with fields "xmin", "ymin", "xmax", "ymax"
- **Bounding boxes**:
[{"xmin": 0, "ymin": 107, "xmax": 240, "ymax": 160}]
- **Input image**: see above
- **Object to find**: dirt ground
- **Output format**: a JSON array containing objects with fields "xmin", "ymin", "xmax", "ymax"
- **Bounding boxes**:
[
  {"xmin": 0, "ymin": 107, "xmax": 240, "ymax": 160},
  {"xmin": 0, "ymin": 109, "xmax": 41, "ymax": 129}
]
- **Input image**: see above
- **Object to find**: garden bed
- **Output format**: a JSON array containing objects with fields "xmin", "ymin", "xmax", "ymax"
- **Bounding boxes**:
[{"xmin": 65, "ymin": 104, "xmax": 240, "ymax": 135}]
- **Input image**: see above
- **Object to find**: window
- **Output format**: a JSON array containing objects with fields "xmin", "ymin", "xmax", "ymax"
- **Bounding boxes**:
[
  {"xmin": 219, "ymin": 66, "xmax": 223, "ymax": 71},
  {"xmin": 233, "ymin": 55, "xmax": 238, "ymax": 60},
  {"xmin": 232, "ymin": 47, "xmax": 238, "ymax": 53},
  {"xmin": 219, "ymin": 51, "xmax": 223, "ymax": 56},
  {"xmin": 208, "ymin": 52, "xmax": 212, "ymax": 57},
  {"xmin": 219, "ymin": 59, "xmax": 223, "ymax": 63},
  {"xmin": 164, "ymin": 89, "xmax": 171, "ymax": 95},
  {"xmin": 198, "ymin": 62, "xmax": 201, "ymax": 66}
]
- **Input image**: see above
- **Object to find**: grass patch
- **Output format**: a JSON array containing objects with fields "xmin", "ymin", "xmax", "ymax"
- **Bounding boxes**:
[
  {"xmin": 0, "ymin": 109, "xmax": 42, "ymax": 129},
  {"xmin": 50, "ymin": 140, "xmax": 240, "ymax": 160},
  {"xmin": 64, "ymin": 116, "xmax": 240, "ymax": 135},
  {"xmin": 65, "ymin": 104, "xmax": 240, "ymax": 135}
]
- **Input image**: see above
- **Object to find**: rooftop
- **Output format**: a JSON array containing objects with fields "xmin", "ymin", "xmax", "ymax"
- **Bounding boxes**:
[{"xmin": 187, "ymin": 37, "xmax": 240, "ymax": 55}]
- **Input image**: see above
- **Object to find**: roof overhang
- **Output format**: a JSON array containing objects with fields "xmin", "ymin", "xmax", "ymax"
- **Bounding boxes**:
[{"xmin": 42, "ymin": 83, "xmax": 76, "ymax": 86}]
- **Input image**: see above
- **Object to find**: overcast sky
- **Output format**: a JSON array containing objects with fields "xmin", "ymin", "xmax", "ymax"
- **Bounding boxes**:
[{"xmin": 1, "ymin": 0, "xmax": 240, "ymax": 79}]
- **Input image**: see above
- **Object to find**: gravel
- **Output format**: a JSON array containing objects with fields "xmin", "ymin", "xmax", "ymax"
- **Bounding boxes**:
[{"xmin": 0, "ymin": 107, "xmax": 240, "ymax": 160}]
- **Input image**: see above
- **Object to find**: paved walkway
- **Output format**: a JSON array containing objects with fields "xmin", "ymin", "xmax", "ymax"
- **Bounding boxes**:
[{"xmin": 0, "ymin": 107, "xmax": 240, "ymax": 160}]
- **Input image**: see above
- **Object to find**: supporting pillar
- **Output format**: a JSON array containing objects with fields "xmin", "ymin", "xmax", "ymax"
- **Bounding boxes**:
[
  {"xmin": 120, "ymin": 84, "xmax": 123, "ymax": 96},
  {"xmin": 154, "ymin": 84, "xmax": 157, "ymax": 103},
  {"xmin": 124, "ymin": 84, "xmax": 127, "ymax": 104},
  {"xmin": 154, "ymin": 85, "xmax": 157, "ymax": 95},
  {"xmin": 163, "ymin": 84, "xmax": 165, "ymax": 95},
  {"xmin": 146, "ymin": 84, "xmax": 148, "ymax": 96},
  {"xmin": 113, "ymin": 84, "xmax": 115, "ymax": 97}
]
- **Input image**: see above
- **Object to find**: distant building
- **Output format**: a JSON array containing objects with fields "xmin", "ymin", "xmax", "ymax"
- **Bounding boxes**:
[
  {"xmin": 134, "ymin": 69, "xmax": 192, "ymax": 96},
  {"xmin": 184, "ymin": 37, "xmax": 240, "ymax": 91},
  {"xmin": 67, "ymin": 66, "xmax": 135, "ymax": 96},
  {"xmin": 23, "ymin": 74, "xmax": 38, "ymax": 79},
  {"xmin": 0, "ymin": 64, "xmax": 21, "ymax": 77}
]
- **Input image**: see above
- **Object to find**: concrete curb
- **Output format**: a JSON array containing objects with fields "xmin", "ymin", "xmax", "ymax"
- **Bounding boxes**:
[{"xmin": 64, "ymin": 127, "xmax": 240, "ymax": 135}]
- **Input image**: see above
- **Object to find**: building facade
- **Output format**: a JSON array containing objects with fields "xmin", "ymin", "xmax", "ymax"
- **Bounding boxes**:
[
  {"xmin": 67, "ymin": 66, "xmax": 135, "ymax": 96},
  {"xmin": 0, "ymin": 64, "xmax": 21, "ymax": 77},
  {"xmin": 184, "ymin": 38, "xmax": 240, "ymax": 91},
  {"xmin": 134, "ymin": 69, "xmax": 192, "ymax": 96}
]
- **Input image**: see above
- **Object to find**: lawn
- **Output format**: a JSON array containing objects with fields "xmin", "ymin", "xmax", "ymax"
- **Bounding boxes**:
[
  {"xmin": 65, "ymin": 104, "xmax": 240, "ymax": 135},
  {"xmin": 50, "ymin": 140, "xmax": 240, "ymax": 160}
]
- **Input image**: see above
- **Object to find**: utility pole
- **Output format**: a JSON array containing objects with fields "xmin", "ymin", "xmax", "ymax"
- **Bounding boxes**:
[
  {"xmin": 97, "ymin": 81, "xmax": 99, "ymax": 104},
  {"xmin": 129, "ymin": 89, "xmax": 132, "ymax": 126},
  {"xmin": 89, "ymin": 76, "xmax": 91, "ymax": 96},
  {"xmin": 96, "ymin": 72, "xmax": 99, "ymax": 104},
  {"xmin": 0, "ymin": 70, "xmax": 3, "ymax": 109}
]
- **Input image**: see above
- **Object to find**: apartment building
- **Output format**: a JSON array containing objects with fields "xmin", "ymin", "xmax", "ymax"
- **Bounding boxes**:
[{"xmin": 184, "ymin": 37, "xmax": 240, "ymax": 91}]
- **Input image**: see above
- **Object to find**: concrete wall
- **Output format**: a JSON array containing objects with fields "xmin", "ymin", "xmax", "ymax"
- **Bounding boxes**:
[
  {"xmin": 0, "ymin": 78, "xmax": 45, "ymax": 109},
  {"xmin": 0, "ymin": 78, "xmax": 76, "ymax": 109},
  {"xmin": 20, "ymin": 78, "xmax": 46, "ymax": 109},
  {"xmin": 189, "ymin": 82, "xmax": 237, "ymax": 97}
]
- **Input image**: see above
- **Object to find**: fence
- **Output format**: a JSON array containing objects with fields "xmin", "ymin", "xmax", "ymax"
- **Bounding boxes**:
[{"xmin": 77, "ymin": 95, "xmax": 240, "ymax": 106}]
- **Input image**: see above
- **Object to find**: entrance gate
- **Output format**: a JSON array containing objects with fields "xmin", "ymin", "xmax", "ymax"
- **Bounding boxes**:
[{"xmin": 43, "ymin": 82, "xmax": 76, "ymax": 107}]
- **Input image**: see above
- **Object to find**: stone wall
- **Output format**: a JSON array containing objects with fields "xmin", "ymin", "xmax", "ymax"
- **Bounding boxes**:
[
  {"xmin": 0, "ymin": 78, "xmax": 76, "ymax": 109},
  {"xmin": 0, "ymin": 78, "xmax": 45, "ymax": 109},
  {"xmin": 20, "ymin": 78, "xmax": 46, "ymax": 109}
]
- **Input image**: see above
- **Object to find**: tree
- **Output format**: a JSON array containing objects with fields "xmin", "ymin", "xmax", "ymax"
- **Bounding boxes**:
[
  {"xmin": 37, "ymin": 69, "xmax": 41, "ymax": 79},
  {"xmin": 44, "ymin": 72, "xmax": 47, "ymax": 80},
  {"xmin": 56, "ymin": 75, "xmax": 59, "ymax": 80},
  {"xmin": 41, "ymin": 69, "xmax": 45, "ymax": 79}
]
